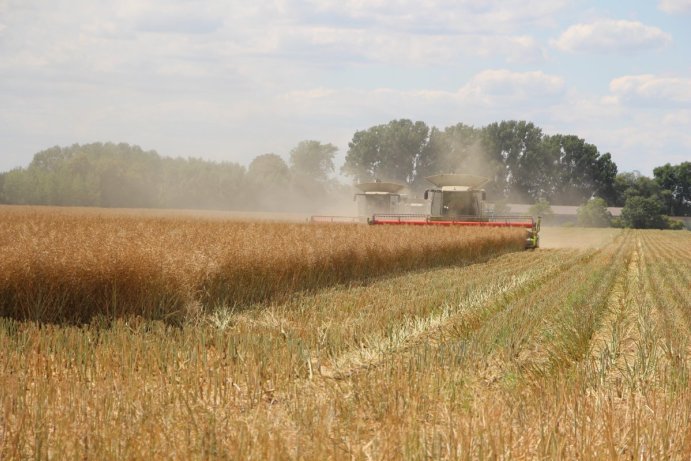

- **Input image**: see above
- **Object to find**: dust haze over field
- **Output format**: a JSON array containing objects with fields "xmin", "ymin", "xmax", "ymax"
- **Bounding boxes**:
[{"xmin": 539, "ymin": 227, "xmax": 621, "ymax": 249}]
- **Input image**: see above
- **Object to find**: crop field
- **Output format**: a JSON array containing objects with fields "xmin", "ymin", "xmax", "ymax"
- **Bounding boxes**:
[
  {"xmin": 0, "ymin": 206, "xmax": 524, "ymax": 323},
  {"xmin": 0, "ymin": 206, "xmax": 690, "ymax": 459}
]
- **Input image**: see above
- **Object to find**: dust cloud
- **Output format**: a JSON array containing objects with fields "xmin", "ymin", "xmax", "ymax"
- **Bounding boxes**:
[{"xmin": 539, "ymin": 227, "xmax": 621, "ymax": 249}]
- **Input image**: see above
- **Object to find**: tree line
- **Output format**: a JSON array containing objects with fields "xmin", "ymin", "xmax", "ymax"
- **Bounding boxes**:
[
  {"xmin": 0, "ymin": 141, "xmax": 344, "ymax": 212},
  {"xmin": 344, "ymin": 119, "xmax": 619, "ymax": 206},
  {"xmin": 0, "ymin": 119, "xmax": 688, "ymax": 226},
  {"xmin": 344, "ymin": 119, "xmax": 688, "ymax": 227}
]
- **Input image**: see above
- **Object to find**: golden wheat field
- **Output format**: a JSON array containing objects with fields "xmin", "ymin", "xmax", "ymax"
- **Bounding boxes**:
[
  {"xmin": 1, "ymin": 206, "xmax": 690, "ymax": 460},
  {"xmin": 0, "ymin": 206, "xmax": 525, "ymax": 323}
]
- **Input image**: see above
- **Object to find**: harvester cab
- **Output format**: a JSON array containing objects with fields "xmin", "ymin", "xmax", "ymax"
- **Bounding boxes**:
[{"xmin": 424, "ymin": 174, "xmax": 489, "ymax": 221}]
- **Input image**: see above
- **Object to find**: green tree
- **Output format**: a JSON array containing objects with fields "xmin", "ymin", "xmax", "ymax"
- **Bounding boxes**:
[
  {"xmin": 0, "ymin": 172, "xmax": 6, "ymax": 203},
  {"xmin": 29, "ymin": 146, "xmax": 71, "ymax": 173},
  {"xmin": 342, "ymin": 119, "xmax": 429, "ymax": 185},
  {"xmin": 1, "ymin": 168, "xmax": 34, "ymax": 204},
  {"xmin": 247, "ymin": 153, "xmax": 290, "ymax": 186},
  {"xmin": 541, "ymin": 135, "xmax": 617, "ymax": 205},
  {"xmin": 0, "ymin": 142, "xmax": 248, "ymax": 210},
  {"xmin": 7, "ymin": 143, "xmax": 162, "ymax": 207},
  {"xmin": 595, "ymin": 153, "xmax": 619, "ymax": 204},
  {"xmin": 612, "ymin": 172, "xmax": 661, "ymax": 206},
  {"xmin": 417, "ymin": 123, "xmax": 482, "ymax": 175},
  {"xmin": 288, "ymin": 141, "xmax": 339, "ymax": 207},
  {"xmin": 289, "ymin": 140, "xmax": 337, "ymax": 181},
  {"xmin": 158, "ymin": 157, "xmax": 246, "ymax": 210},
  {"xmin": 84, "ymin": 144, "xmax": 160, "ymax": 208},
  {"xmin": 416, "ymin": 123, "xmax": 504, "ymax": 195},
  {"xmin": 621, "ymin": 196, "xmax": 668, "ymax": 229},
  {"xmin": 2, "ymin": 164, "xmax": 55, "ymax": 204},
  {"xmin": 577, "ymin": 197, "xmax": 612, "ymax": 227},
  {"xmin": 653, "ymin": 162, "xmax": 690, "ymax": 216},
  {"xmin": 481, "ymin": 123, "xmax": 617, "ymax": 205},
  {"xmin": 247, "ymin": 153, "xmax": 291, "ymax": 211},
  {"xmin": 342, "ymin": 119, "xmax": 620, "ymax": 206},
  {"xmin": 482, "ymin": 120, "xmax": 545, "ymax": 201}
]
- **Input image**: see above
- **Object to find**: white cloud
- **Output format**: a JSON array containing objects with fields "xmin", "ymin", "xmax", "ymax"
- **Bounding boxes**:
[
  {"xmin": 0, "ymin": 1, "xmax": 688, "ymax": 176},
  {"xmin": 459, "ymin": 69, "xmax": 565, "ymax": 101},
  {"xmin": 553, "ymin": 20, "xmax": 672, "ymax": 53},
  {"xmin": 662, "ymin": 110, "xmax": 691, "ymax": 126},
  {"xmin": 605, "ymin": 126, "xmax": 690, "ymax": 172},
  {"xmin": 290, "ymin": 27, "xmax": 545, "ymax": 65},
  {"xmin": 658, "ymin": 0, "xmax": 691, "ymax": 13},
  {"xmin": 609, "ymin": 75, "xmax": 691, "ymax": 105},
  {"xmin": 231, "ymin": 0, "xmax": 561, "ymax": 65},
  {"xmin": 0, "ymin": 0, "xmax": 553, "ymax": 90},
  {"xmin": 466, "ymin": 36, "xmax": 546, "ymax": 64},
  {"xmin": 282, "ymin": 69, "xmax": 566, "ymax": 124},
  {"xmin": 538, "ymin": 91, "xmax": 688, "ymax": 173},
  {"xmin": 307, "ymin": 0, "xmax": 570, "ymax": 33}
]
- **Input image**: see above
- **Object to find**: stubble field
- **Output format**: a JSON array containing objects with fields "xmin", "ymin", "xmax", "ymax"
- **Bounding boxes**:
[{"xmin": 0, "ymin": 206, "xmax": 689, "ymax": 459}]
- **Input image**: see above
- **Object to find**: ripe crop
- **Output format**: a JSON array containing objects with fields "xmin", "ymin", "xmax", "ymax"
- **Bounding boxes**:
[
  {"xmin": 1, "ymin": 206, "xmax": 689, "ymax": 460},
  {"xmin": 0, "ymin": 206, "xmax": 525, "ymax": 323}
]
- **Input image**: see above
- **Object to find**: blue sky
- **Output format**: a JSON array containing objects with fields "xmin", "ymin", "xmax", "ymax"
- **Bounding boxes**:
[{"xmin": 1, "ymin": 0, "xmax": 690, "ymax": 176}]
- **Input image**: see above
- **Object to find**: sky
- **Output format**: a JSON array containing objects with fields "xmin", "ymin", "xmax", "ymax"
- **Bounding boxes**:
[{"xmin": 1, "ymin": 0, "xmax": 690, "ymax": 176}]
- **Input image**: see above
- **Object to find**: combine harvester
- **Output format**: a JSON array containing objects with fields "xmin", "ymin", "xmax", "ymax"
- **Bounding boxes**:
[
  {"xmin": 311, "ymin": 173, "xmax": 540, "ymax": 249},
  {"xmin": 310, "ymin": 181, "xmax": 409, "ymax": 223},
  {"xmin": 369, "ymin": 174, "xmax": 540, "ymax": 249}
]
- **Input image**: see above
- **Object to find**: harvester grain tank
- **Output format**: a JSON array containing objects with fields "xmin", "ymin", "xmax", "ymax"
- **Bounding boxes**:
[{"xmin": 369, "ymin": 173, "xmax": 541, "ymax": 249}]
